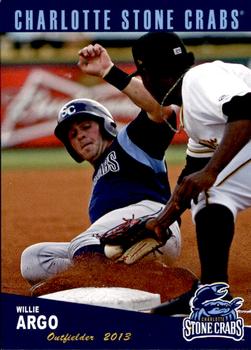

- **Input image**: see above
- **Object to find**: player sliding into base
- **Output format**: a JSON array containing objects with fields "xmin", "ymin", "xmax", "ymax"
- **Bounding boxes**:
[{"xmin": 20, "ymin": 42, "xmax": 183, "ymax": 291}]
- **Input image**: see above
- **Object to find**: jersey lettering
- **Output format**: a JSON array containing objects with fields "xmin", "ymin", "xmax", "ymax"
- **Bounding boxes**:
[
  {"xmin": 199, "ymin": 138, "xmax": 218, "ymax": 150},
  {"xmin": 93, "ymin": 151, "xmax": 120, "ymax": 185}
]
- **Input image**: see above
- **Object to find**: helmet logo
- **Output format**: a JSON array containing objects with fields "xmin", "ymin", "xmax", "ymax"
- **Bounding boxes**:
[{"xmin": 61, "ymin": 105, "xmax": 77, "ymax": 118}]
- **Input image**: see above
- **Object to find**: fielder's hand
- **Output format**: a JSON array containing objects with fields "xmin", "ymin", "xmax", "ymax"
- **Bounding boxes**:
[
  {"xmin": 173, "ymin": 169, "xmax": 217, "ymax": 204},
  {"xmin": 98, "ymin": 215, "xmax": 173, "ymax": 264},
  {"xmin": 148, "ymin": 196, "xmax": 190, "ymax": 236}
]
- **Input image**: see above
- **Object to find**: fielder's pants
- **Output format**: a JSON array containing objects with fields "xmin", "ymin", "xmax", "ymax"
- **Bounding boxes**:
[{"xmin": 191, "ymin": 142, "xmax": 251, "ymax": 221}]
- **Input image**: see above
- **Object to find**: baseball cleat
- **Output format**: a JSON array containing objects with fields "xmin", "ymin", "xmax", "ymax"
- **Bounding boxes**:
[
  {"xmin": 151, "ymin": 280, "xmax": 200, "ymax": 316},
  {"xmin": 151, "ymin": 280, "xmax": 234, "ymax": 316},
  {"xmin": 30, "ymin": 281, "xmax": 46, "ymax": 296}
]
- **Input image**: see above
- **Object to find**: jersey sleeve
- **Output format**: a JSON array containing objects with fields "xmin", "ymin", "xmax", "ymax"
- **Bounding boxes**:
[
  {"xmin": 183, "ymin": 61, "xmax": 251, "ymax": 125},
  {"xmin": 177, "ymin": 155, "xmax": 211, "ymax": 184},
  {"xmin": 222, "ymin": 92, "xmax": 251, "ymax": 122},
  {"xmin": 182, "ymin": 61, "xmax": 251, "ymax": 158},
  {"xmin": 126, "ymin": 110, "xmax": 176, "ymax": 159}
]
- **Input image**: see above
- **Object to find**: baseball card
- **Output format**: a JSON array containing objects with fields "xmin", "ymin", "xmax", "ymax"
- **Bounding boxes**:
[{"xmin": 1, "ymin": 0, "xmax": 251, "ymax": 349}]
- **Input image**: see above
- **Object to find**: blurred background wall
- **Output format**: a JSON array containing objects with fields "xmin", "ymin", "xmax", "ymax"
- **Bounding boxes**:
[{"xmin": 1, "ymin": 32, "xmax": 251, "ymax": 149}]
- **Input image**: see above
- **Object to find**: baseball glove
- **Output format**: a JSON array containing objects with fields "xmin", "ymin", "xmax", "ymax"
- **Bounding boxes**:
[{"xmin": 98, "ymin": 215, "xmax": 173, "ymax": 264}]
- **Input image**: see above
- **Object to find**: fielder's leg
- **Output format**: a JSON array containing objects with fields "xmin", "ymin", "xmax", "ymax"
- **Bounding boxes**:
[
  {"xmin": 195, "ymin": 203, "xmax": 234, "ymax": 284},
  {"xmin": 152, "ymin": 153, "xmax": 251, "ymax": 315}
]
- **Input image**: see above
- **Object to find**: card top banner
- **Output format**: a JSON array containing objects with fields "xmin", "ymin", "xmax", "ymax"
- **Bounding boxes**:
[{"xmin": 1, "ymin": 0, "xmax": 251, "ymax": 32}]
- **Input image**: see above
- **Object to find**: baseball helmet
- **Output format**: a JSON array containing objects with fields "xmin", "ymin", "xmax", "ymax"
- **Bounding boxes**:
[
  {"xmin": 55, "ymin": 98, "xmax": 117, "ymax": 163},
  {"xmin": 131, "ymin": 32, "xmax": 194, "ymax": 77}
]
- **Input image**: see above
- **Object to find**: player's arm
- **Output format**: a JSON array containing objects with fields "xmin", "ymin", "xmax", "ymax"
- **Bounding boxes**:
[
  {"xmin": 146, "ymin": 93, "xmax": 251, "ymax": 234},
  {"xmin": 146, "ymin": 115, "xmax": 251, "ymax": 236},
  {"xmin": 78, "ymin": 43, "xmax": 175, "ymax": 123},
  {"xmin": 122, "ymin": 77, "xmax": 176, "ymax": 123},
  {"xmin": 172, "ymin": 93, "xmax": 251, "ymax": 205},
  {"xmin": 204, "ymin": 93, "xmax": 251, "ymax": 176}
]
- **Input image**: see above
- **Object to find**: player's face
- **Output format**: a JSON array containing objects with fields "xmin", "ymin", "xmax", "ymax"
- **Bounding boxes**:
[
  {"xmin": 68, "ymin": 119, "xmax": 109, "ymax": 164},
  {"xmin": 141, "ymin": 72, "xmax": 181, "ymax": 106}
]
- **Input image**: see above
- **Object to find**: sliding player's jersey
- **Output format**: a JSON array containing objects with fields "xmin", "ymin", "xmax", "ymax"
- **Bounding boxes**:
[{"xmin": 89, "ymin": 110, "xmax": 175, "ymax": 223}]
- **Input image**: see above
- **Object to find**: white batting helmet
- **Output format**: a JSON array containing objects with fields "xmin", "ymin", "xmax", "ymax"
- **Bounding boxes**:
[{"xmin": 55, "ymin": 98, "xmax": 117, "ymax": 162}]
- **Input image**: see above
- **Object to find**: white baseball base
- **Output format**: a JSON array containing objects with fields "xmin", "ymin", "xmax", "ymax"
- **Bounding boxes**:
[{"xmin": 39, "ymin": 287, "xmax": 161, "ymax": 311}]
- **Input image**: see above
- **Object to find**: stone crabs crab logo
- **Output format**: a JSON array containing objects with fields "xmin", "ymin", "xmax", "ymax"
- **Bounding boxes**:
[{"xmin": 183, "ymin": 282, "xmax": 244, "ymax": 341}]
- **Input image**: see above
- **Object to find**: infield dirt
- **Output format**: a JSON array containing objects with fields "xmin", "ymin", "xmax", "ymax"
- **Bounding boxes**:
[{"xmin": 2, "ymin": 165, "xmax": 251, "ymax": 322}]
